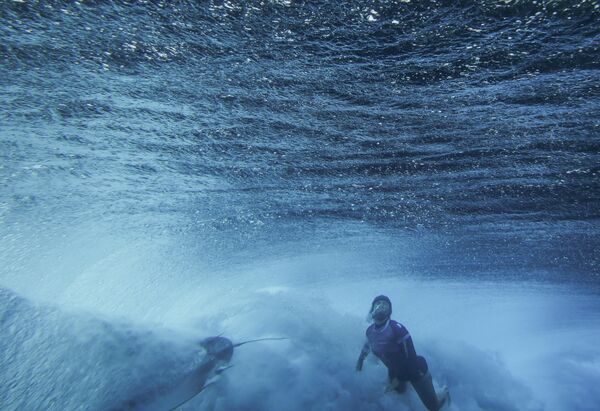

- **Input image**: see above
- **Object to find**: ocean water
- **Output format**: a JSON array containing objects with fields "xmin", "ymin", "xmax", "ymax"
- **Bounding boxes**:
[{"xmin": 1, "ymin": 0, "xmax": 599, "ymax": 410}]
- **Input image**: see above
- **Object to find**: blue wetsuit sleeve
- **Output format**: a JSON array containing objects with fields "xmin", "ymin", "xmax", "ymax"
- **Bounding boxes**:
[
  {"xmin": 394, "ymin": 323, "xmax": 418, "ymax": 363},
  {"xmin": 395, "ymin": 324, "xmax": 428, "ymax": 380},
  {"xmin": 403, "ymin": 335, "xmax": 417, "ymax": 364},
  {"xmin": 356, "ymin": 339, "xmax": 370, "ymax": 371},
  {"xmin": 360, "ymin": 340, "xmax": 370, "ymax": 358}
]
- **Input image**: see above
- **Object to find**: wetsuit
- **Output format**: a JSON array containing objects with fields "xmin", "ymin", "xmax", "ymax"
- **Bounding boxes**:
[{"xmin": 360, "ymin": 319, "xmax": 428, "ymax": 393}]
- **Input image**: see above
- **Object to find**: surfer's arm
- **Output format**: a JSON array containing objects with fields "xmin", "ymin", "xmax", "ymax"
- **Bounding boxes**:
[
  {"xmin": 404, "ymin": 335, "xmax": 418, "ymax": 363},
  {"xmin": 356, "ymin": 341, "xmax": 370, "ymax": 371},
  {"xmin": 356, "ymin": 341, "xmax": 370, "ymax": 370},
  {"xmin": 393, "ymin": 322, "xmax": 418, "ymax": 364}
]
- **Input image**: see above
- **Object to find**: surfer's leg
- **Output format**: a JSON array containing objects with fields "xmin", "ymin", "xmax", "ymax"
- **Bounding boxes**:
[
  {"xmin": 385, "ymin": 367, "xmax": 406, "ymax": 394},
  {"xmin": 411, "ymin": 371, "xmax": 441, "ymax": 411},
  {"xmin": 409, "ymin": 357, "xmax": 449, "ymax": 411}
]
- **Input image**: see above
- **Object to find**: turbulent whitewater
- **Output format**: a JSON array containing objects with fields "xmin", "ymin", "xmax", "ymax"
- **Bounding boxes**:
[{"xmin": 1, "ymin": 1, "xmax": 599, "ymax": 410}]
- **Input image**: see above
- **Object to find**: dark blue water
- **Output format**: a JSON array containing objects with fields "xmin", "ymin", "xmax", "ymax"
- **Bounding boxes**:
[
  {"xmin": 1, "ymin": 1, "xmax": 600, "ymax": 410},
  {"xmin": 2, "ymin": 0, "xmax": 599, "ymax": 279}
]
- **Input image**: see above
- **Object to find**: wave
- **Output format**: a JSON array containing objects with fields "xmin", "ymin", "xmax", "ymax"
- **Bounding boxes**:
[{"xmin": 0, "ymin": 287, "xmax": 207, "ymax": 410}]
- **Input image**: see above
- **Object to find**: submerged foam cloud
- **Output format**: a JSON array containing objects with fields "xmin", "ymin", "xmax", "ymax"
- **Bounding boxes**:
[
  {"xmin": 3, "ymin": 273, "xmax": 598, "ymax": 411},
  {"xmin": 181, "ymin": 289, "xmax": 543, "ymax": 411},
  {"xmin": 2, "ymin": 237, "xmax": 599, "ymax": 411}
]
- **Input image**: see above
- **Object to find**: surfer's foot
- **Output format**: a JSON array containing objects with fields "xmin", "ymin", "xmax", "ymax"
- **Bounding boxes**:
[{"xmin": 437, "ymin": 386, "xmax": 450, "ymax": 409}]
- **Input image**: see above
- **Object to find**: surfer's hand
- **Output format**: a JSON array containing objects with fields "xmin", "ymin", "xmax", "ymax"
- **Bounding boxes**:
[
  {"xmin": 355, "ymin": 358, "xmax": 364, "ymax": 372},
  {"xmin": 385, "ymin": 378, "xmax": 400, "ymax": 393},
  {"xmin": 356, "ymin": 350, "xmax": 368, "ymax": 372}
]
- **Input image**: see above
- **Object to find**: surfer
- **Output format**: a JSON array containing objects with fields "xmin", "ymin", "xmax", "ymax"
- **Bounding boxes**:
[{"xmin": 356, "ymin": 295, "xmax": 449, "ymax": 411}]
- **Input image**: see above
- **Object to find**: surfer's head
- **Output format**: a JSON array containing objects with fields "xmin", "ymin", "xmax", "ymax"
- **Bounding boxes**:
[{"xmin": 370, "ymin": 295, "xmax": 392, "ymax": 325}]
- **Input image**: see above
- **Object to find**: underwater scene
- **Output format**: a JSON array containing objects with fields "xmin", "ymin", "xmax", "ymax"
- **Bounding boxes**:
[{"xmin": 1, "ymin": 1, "xmax": 599, "ymax": 410}]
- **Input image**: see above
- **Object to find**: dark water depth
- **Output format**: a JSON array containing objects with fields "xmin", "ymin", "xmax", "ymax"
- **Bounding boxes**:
[{"xmin": 1, "ymin": 0, "xmax": 600, "ymax": 280}]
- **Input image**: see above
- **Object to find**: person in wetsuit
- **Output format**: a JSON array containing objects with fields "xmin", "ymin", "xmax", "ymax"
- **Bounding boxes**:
[{"xmin": 356, "ymin": 295, "xmax": 449, "ymax": 411}]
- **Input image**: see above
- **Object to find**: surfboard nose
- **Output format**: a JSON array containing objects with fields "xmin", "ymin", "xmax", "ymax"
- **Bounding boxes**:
[{"xmin": 200, "ymin": 336, "xmax": 234, "ymax": 363}]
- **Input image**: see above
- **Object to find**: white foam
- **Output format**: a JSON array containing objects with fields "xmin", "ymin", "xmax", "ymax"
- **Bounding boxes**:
[{"xmin": 2, "ymin": 233, "xmax": 599, "ymax": 410}]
